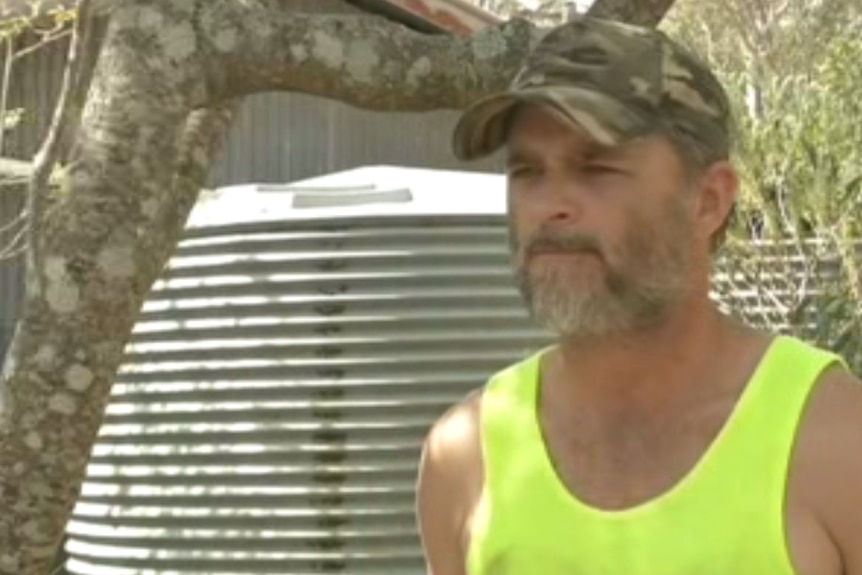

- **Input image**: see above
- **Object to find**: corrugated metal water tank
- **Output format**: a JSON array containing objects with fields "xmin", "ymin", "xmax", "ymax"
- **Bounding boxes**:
[{"xmin": 65, "ymin": 166, "xmax": 551, "ymax": 574}]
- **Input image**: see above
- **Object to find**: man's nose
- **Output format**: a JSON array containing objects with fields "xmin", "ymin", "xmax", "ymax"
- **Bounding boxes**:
[{"xmin": 536, "ymin": 174, "xmax": 588, "ymax": 224}]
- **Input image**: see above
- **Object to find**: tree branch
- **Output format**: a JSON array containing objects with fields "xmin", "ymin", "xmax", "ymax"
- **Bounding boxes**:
[
  {"xmin": 10, "ymin": 29, "xmax": 72, "ymax": 62},
  {"xmin": 0, "ymin": 36, "xmax": 12, "ymax": 159},
  {"xmin": 27, "ymin": 0, "xmax": 100, "ymax": 271},
  {"xmin": 143, "ymin": 100, "xmax": 241, "ymax": 274},
  {"xmin": 0, "ymin": 222, "xmax": 27, "ymax": 261},
  {"xmin": 200, "ymin": 7, "xmax": 539, "ymax": 110},
  {"xmin": 0, "ymin": 209, "xmax": 26, "ymax": 235},
  {"xmin": 193, "ymin": 0, "xmax": 675, "ymax": 110}
]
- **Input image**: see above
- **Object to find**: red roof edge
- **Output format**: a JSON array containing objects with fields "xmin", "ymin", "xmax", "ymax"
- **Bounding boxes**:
[{"xmin": 352, "ymin": 0, "xmax": 503, "ymax": 35}]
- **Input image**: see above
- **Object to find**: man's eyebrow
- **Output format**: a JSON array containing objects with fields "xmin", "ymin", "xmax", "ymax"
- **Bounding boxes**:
[
  {"xmin": 583, "ymin": 142, "xmax": 628, "ymax": 161},
  {"xmin": 505, "ymin": 150, "xmax": 535, "ymax": 167},
  {"xmin": 505, "ymin": 141, "xmax": 632, "ymax": 167}
]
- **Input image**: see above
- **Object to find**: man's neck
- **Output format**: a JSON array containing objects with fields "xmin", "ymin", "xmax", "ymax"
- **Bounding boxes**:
[{"xmin": 548, "ymin": 296, "xmax": 744, "ymax": 415}]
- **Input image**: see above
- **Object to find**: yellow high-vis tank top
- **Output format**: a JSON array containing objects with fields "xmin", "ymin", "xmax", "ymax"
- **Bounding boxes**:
[{"xmin": 467, "ymin": 335, "xmax": 844, "ymax": 575}]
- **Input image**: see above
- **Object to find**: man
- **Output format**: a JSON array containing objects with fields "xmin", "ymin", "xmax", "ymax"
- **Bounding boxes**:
[{"xmin": 415, "ymin": 15, "xmax": 862, "ymax": 575}]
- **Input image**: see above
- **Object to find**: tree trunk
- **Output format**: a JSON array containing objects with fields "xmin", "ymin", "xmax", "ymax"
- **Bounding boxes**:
[{"xmin": 0, "ymin": 0, "xmax": 673, "ymax": 572}]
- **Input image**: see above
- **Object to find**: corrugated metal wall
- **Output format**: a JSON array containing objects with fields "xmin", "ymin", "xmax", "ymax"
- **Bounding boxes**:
[
  {"xmin": 208, "ymin": 91, "xmax": 498, "ymax": 186},
  {"xmin": 64, "ymin": 172, "xmax": 548, "ymax": 574},
  {"xmin": 0, "ymin": 1, "xmax": 501, "ymax": 360}
]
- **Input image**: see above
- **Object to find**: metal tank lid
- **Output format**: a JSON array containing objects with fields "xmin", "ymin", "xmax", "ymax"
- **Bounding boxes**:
[{"xmin": 187, "ymin": 165, "xmax": 507, "ymax": 229}]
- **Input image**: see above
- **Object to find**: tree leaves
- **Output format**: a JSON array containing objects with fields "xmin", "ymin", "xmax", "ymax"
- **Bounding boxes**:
[{"xmin": 670, "ymin": 0, "xmax": 862, "ymax": 370}]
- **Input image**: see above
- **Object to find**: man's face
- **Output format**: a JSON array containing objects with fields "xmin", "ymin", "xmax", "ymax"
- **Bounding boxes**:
[{"xmin": 506, "ymin": 105, "xmax": 698, "ymax": 339}]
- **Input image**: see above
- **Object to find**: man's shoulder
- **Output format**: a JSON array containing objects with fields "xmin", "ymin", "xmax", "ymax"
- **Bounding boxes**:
[
  {"xmin": 417, "ymin": 389, "xmax": 486, "ymax": 543},
  {"xmin": 424, "ymin": 348, "xmax": 545, "ymax": 451},
  {"xmin": 416, "ymin": 389, "xmax": 486, "ymax": 571},
  {"xmin": 801, "ymin": 365, "xmax": 862, "ymax": 439},
  {"xmin": 425, "ymin": 349, "xmax": 543, "ymax": 434},
  {"xmin": 423, "ymin": 389, "xmax": 483, "ymax": 466},
  {"xmin": 796, "ymin": 366, "xmax": 862, "ymax": 570},
  {"xmin": 794, "ymin": 365, "xmax": 862, "ymax": 476}
]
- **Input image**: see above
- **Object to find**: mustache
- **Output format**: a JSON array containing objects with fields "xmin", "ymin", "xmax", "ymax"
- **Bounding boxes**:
[{"xmin": 520, "ymin": 230, "xmax": 603, "ymax": 258}]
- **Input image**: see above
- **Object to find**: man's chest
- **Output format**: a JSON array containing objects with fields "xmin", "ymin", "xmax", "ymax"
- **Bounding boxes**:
[
  {"xmin": 538, "ymin": 394, "xmax": 730, "ymax": 510},
  {"xmin": 525, "ymin": 398, "xmax": 843, "ymax": 575}
]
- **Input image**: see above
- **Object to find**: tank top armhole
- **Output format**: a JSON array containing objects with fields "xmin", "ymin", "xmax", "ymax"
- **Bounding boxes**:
[
  {"xmin": 467, "ymin": 349, "xmax": 546, "ymax": 575},
  {"xmin": 767, "ymin": 338, "xmax": 848, "ymax": 575},
  {"xmin": 479, "ymin": 349, "xmax": 546, "ymax": 484}
]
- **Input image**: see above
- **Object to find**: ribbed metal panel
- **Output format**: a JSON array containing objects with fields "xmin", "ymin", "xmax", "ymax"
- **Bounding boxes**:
[
  {"xmin": 64, "ymin": 167, "xmax": 549, "ymax": 574},
  {"xmin": 208, "ymin": 91, "xmax": 501, "ymax": 187}
]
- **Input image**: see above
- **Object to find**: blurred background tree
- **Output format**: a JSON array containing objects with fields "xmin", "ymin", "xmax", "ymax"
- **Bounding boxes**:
[{"xmin": 662, "ymin": 0, "xmax": 862, "ymax": 372}]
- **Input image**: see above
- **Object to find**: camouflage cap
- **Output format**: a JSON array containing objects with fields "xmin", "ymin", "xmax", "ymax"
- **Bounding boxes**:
[{"xmin": 452, "ymin": 16, "xmax": 732, "ymax": 162}]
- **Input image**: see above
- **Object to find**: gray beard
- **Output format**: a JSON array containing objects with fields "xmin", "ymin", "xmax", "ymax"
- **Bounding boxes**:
[
  {"xmin": 508, "ymin": 193, "xmax": 694, "ymax": 340},
  {"xmin": 514, "ymin": 245, "xmax": 692, "ymax": 340}
]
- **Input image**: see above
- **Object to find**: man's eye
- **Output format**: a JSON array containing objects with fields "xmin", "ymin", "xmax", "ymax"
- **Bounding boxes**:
[
  {"xmin": 508, "ymin": 165, "xmax": 540, "ymax": 178},
  {"xmin": 583, "ymin": 163, "xmax": 620, "ymax": 174}
]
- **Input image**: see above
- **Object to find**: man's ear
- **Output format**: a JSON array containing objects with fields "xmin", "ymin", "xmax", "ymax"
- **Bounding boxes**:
[{"xmin": 695, "ymin": 160, "xmax": 739, "ymax": 244}]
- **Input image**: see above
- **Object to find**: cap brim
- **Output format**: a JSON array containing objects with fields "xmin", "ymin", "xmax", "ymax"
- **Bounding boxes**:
[{"xmin": 451, "ymin": 86, "xmax": 649, "ymax": 161}]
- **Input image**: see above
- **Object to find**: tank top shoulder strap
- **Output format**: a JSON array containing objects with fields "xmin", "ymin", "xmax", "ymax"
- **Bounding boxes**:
[
  {"xmin": 725, "ymin": 334, "xmax": 847, "ymax": 464},
  {"xmin": 469, "ymin": 348, "xmax": 547, "ymax": 574},
  {"xmin": 479, "ymin": 347, "xmax": 549, "ymax": 489}
]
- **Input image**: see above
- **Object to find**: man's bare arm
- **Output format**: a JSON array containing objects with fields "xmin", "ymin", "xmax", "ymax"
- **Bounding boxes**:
[
  {"xmin": 800, "ymin": 369, "xmax": 862, "ymax": 574},
  {"xmin": 416, "ymin": 395, "xmax": 484, "ymax": 575},
  {"xmin": 416, "ymin": 432, "xmax": 468, "ymax": 575}
]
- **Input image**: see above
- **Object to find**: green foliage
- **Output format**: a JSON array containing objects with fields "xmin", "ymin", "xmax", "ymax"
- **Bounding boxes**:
[
  {"xmin": 0, "ymin": 6, "xmax": 75, "ymax": 41},
  {"xmin": 671, "ymin": 0, "xmax": 862, "ymax": 370},
  {"xmin": 730, "ymin": 57, "xmax": 862, "ymax": 238},
  {"xmin": 1, "ymin": 108, "xmax": 23, "ymax": 130}
]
